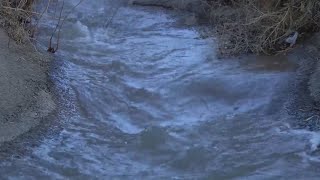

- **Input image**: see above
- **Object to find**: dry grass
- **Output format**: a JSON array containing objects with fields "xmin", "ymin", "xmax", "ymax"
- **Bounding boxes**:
[
  {"xmin": 202, "ymin": 0, "xmax": 320, "ymax": 56},
  {"xmin": 3, "ymin": 0, "xmax": 320, "ymax": 56},
  {"xmin": 0, "ymin": 0, "xmax": 36, "ymax": 43},
  {"xmin": 0, "ymin": 0, "xmax": 84, "ymax": 53}
]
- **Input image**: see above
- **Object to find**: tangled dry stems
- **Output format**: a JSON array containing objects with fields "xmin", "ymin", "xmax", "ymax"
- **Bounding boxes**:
[
  {"xmin": 2, "ymin": 0, "xmax": 320, "ymax": 55},
  {"xmin": 202, "ymin": 0, "xmax": 320, "ymax": 55},
  {"xmin": 0, "ymin": 0, "xmax": 35, "ymax": 43},
  {"xmin": 0, "ymin": 0, "xmax": 84, "ymax": 53}
]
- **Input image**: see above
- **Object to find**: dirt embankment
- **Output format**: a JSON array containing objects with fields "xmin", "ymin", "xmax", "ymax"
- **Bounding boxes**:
[
  {"xmin": 0, "ymin": 28, "xmax": 55, "ymax": 143},
  {"xmin": 280, "ymin": 33, "xmax": 320, "ymax": 131},
  {"xmin": 308, "ymin": 34, "xmax": 320, "ymax": 103}
]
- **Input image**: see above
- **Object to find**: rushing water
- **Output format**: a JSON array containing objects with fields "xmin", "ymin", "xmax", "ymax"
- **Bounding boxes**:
[{"xmin": 1, "ymin": 0, "xmax": 320, "ymax": 179}]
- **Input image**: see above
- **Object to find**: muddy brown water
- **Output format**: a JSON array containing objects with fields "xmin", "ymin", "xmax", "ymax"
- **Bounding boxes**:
[{"xmin": 0, "ymin": 0, "xmax": 320, "ymax": 179}]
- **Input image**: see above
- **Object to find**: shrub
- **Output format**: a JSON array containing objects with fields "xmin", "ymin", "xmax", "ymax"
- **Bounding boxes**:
[{"xmin": 202, "ymin": 0, "xmax": 320, "ymax": 55}]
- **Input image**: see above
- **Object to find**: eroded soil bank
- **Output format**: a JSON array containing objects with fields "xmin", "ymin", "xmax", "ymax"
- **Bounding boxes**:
[
  {"xmin": 293, "ymin": 33, "xmax": 320, "ymax": 131},
  {"xmin": 0, "ymin": 29, "xmax": 55, "ymax": 144}
]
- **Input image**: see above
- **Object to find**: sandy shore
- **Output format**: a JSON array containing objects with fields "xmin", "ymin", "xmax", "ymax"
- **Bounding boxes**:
[{"xmin": 0, "ymin": 29, "xmax": 55, "ymax": 143}]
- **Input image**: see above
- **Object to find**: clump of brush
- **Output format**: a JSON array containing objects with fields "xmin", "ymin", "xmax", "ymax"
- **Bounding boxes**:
[
  {"xmin": 202, "ymin": 0, "xmax": 320, "ymax": 55},
  {"xmin": 0, "ymin": 0, "xmax": 36, "ymax": 43}
]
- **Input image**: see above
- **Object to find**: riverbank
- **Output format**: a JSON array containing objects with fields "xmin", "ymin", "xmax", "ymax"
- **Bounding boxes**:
[
  {"xmin": 130, "ymin": 0, "xmax": 320, "ymax": 131},
  {"xmin": 0, "ymin": 28, "xmax": 55, "ymax": 144},
  {"xmin": 131, "ymin": 0, "xmax": 320, "ymax": 56},
  {"xmin": 288, "ymin": 33, "xmax": 320, "ymax": 131},
  {"xmin": 0, "ymin": 1, "xmax": 320, "ymax": 178}
]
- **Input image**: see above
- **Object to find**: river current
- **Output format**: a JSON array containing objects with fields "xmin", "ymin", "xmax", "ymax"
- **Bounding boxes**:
[{"xmin": 0, "ymin": 0, "xmax": 320, "ymax": 179}]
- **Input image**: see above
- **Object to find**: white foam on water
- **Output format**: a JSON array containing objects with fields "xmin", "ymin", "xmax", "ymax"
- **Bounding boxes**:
[
  {"xmin": 277, "ymin": 125, "xmax": 320, "ymax": 160},
  {"xmin": 110, "ymin": 114, "xmax": 143, "ymax": 134},
  {"xmin": 289, "ymin": 129, "xmax": 320, "ymax": 152}
]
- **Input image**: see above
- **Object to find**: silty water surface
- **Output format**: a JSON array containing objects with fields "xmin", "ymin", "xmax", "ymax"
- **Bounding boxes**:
[{"xmin": 1, "ymin": 0, "xmax": 320, "ymax": 179}]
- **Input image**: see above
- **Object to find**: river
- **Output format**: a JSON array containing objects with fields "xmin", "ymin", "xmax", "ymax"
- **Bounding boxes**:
[{"xmin": 0, "ymin": 0, "xmax": 320, "ymax": 179}]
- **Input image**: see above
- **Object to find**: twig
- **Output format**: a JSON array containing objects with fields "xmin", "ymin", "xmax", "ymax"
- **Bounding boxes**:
[
  {"xmin": 104, "ymin": 6, "xmax": 120, "ymax": 29},
  {"xmin": 56, "ymin": 0, "xmax": 85, "ymax": 52},
  {"xmin": 48, "ymin": 0, "xmax": 85, "ymax": 53},
  {"xmin": 48, "ymin": 0, "xmax": 64, "ymax": 53}
]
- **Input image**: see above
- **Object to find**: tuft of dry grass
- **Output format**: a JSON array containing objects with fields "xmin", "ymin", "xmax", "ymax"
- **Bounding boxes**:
[
  {"xmin": 0, "ymin": 0, "xmax": 84, "ymax": 53},
  {"xmin": 0, "ymin": 0, "xmax": 36, "ymax": 43},
  {"xmin": 202, "ymin": 0, "xmax": 320, "ymax": 56}
]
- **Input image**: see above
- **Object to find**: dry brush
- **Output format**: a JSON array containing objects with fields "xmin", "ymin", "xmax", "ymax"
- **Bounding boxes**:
[{"xmin": 202, "ymin": 0, "xmax": 320, "ymax": 55}]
